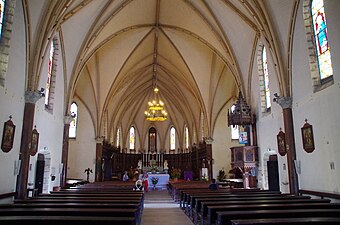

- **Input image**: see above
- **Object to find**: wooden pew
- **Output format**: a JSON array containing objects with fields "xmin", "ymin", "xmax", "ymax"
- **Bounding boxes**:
[
  {"xmin": 207, "ymin": 203, "xmax": 340, "ymax": 225},
  {"xmin": 230, "ymin": 217, "xmax": 340, "ymax": 225},
  {"xmin": 13, "ymin": 196, "xmax": 144, "ymax": 224},
  {"xmin": 0, "ymin": 208, "xmax": 139, "ymax": 224},
  {"xmin": 187, "ymin": 194, "xmax": 305, "ymax": 219},
  {"xmin": 22, "ymin": 181, "xmax": 145, "ymax": 225},
  {"xmin": 0, "ymin": 216, "xmax": 136, "ymax": 225},
  {"xmin": 0, "ymin": 203, "xmax": 140, "ymax": 209},
  {"xmin": 180, "ymin": 189, "xmax": 229, "ymax": 208},
  {"xmin": 216, "ymin": 209, "xmax": 340, "ymax": 225},
  {"xmin": 187, "ymin": 192, "xmax": 289, "ymax": 216},
  {"xmin": 197, "ymin": 198, "xmax": 330, "ymax": 225}
]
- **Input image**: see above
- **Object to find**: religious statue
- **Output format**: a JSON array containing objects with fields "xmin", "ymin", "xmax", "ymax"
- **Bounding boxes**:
[
  {"xmin": 84, "ymin": 168, "xmax": 93, "ymax": 182},
  {"xmin": 137, "ymin": 159, "xmax": 142, "ymax": 170},
  {"xmin": 149, "ymin": 155, "xmax": 156, "ymax": 167},
  {"xmin": 163, "ymin": 160, "xmax": 168, "ymax": 173}
]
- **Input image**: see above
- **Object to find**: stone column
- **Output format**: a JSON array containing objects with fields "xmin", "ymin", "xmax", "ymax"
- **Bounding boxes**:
[
  {"xmin": 60, "ymin": 115, "xmax": 73, "ymax": 188},
  {"xmin": 95, "ymin": 137, "xmax": 104, "ymax": 182},
  {"xmin": 16, "ymin": 91, "xmax": 40, "ymax": 199},
  {"xmin": 205, "ymin": 137, "xmax": 214, "ymax": 180},
  {"xmin": 276, "ymin": 96, "xmax": 299, "ymax": 195}
]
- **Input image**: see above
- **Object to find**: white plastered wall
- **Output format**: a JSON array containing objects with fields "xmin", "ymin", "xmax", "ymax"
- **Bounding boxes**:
[
  {"xmin": 212, "ymin": 105, "xmax": 240, "ymax": 180},
  {"xmin": 290, "ymin": 0, "xmax": 340, "ymax": 193},
  {"xmin": 68, "ymin": 98, "xmax": 96, "ymax": 182},
  {"xmin": 0, "ymin": 0, "xmax": 26, "ymax": 194}
]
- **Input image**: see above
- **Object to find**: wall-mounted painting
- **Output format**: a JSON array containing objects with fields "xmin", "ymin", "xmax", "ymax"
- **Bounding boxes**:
[
  {"xmin": 277, "ymin": 129, "xmax": 286, "ymax": 156},
  {"xmin": 30, "ymin": 127, "xmax": 39, "ymax": 156},
  {"xmin": 1, "ymin": 117, "xmax": 15, "ymax": 153},
  {"xmin": 301, "ymin": 120, "xmax": 315, "ymax": 153}
]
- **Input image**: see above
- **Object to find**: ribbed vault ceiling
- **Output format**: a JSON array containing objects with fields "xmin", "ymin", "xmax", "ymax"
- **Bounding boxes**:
[{"xmin": 28, "ymin": 0, "xmax": 288, "ymax": 145}]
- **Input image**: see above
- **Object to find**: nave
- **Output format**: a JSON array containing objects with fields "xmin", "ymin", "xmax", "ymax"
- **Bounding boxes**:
[
  {"xmin": 141, "ymin": 188, "xmax": 194, "ymax": 225},
  {"xmin": 1, "ymin": 180, "xmax": 340, "ymax": 225}
]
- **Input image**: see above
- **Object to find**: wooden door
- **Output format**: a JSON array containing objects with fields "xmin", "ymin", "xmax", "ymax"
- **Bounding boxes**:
[
  {"xmin": 35, "ymin": 153, "xmax": 45, "ymax": 194},
  {"xmin": 267, "ymin": 159, "xmax": 280, "ymax": 191}
]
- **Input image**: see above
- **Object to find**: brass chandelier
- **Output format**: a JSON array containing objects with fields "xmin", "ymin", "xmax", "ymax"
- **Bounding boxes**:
[
  {"xmin": 144, "ymin": 85, "xmax": 167, "ymax": 121},
  {"xmin": 144, "ymin": 26, "xmax": 168, "ymax": 122}
]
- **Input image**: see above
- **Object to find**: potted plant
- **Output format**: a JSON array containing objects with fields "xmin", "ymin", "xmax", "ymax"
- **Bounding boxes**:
[{"xmin": 170, "ymin": 168, "xmax": 181, "ymax": 181}]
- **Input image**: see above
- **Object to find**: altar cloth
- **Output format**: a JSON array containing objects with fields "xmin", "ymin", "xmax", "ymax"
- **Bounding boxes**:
[{"xmin": 148, "ymin": 173, "xmax": 170, "ymax": 187}]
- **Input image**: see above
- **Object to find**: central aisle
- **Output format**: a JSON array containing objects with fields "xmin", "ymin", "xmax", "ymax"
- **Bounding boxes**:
[{"xmin": 140, "ymin": 187, "xmax": 194, "ymax": 225}]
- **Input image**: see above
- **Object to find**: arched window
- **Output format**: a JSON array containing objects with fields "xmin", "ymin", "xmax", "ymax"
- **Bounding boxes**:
[
  {"xmin": 303, "ymin": 0, "xmax": 333, "ymax": 92},
  {"xmin": 45, "ymin": 41, "xmax": 54, "ymax": 107},
  {"xmin": 45, "ymin": 38, "xmax": 59, "ymax": 111},
  {"xmin": 184, "ymin": 126, "xmax": 189, "ymax": 149},
  {"xmin": 311, "ymin": 0, "xmax": 333, "ymax": 80},
  {"xmin": 0, "ymin": 0, "xmax": 6, "ymax": 39},
  {"xmin": 257, "ymin": 45, "xmax": 271, "ymax": 113},
  {"xmin": 148, "ymin": 127, "xmax": 157, "ymax": 153},
  {"xmin": 116, "ymin": 128, "xmax": 120, "ymax": 147},
  {"xmin": 262, "ymin": 47, "xmax": 271, "ymax": 111},
  {"xmin": 170, "ymin": 127, "xmax": 176, "ymax": 150},
  {"xmin": 69, "ymin": 102, "xmax": 78, "ymax": 138},
  {"xmin": 0, "ymin": 0, "xmax": 16, "ymax": 87},
  {"xmin": 129, "ymin": 126, "xmax": 135, "ymax": 150},
  {"xmin": 230, "ymin": 105, "xmax": 239, "ymax": 140}
]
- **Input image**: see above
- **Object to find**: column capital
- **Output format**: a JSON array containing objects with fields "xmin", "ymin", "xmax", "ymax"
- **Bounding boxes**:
[
  {"xmin": 95, "ymin": 136, "xmax": 104, "ymax": 144},
  {"xmin": 275, "ymin": 96, "xmax": 292, "ymax": 109},
  {"xmin": 204, "ymin": 137, "xmax": 214, "ymax": 144},
  {"xmin": 64, "ymin": 115, "xmax": 73, "ymax": 125},
  {"xmin": 25, "ymin": 91, "xmax": 41, "ymax": 104}
]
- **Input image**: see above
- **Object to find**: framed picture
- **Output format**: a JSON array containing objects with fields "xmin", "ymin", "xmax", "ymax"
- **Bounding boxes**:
[
  {"xmin": 239, "ymin": 132, "xmax": 248, "ymax": 144},
  {"xmin": 277, "ymin": 130, "xmax": 286, "ymax": 156},
  {"xmin": 1, "ymin": 118, "xmax": 16, "ymax": 153},
  {"xmin": 301, "ymin": 120, "xmax": 315, "ymax": 153},
  {"xmin": 30, "ymin": 128, "xmax": 39, "ymax": 156}
]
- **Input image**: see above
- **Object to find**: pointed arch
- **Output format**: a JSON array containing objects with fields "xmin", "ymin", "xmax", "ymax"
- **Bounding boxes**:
[
  {"xmin": 303, "ymin": 0, "xmax": 334, "ymax": 92},
  {"xmin": 69, "ymin": 102, "xmax": 78, "ymax": 138},
  {"xmin": 45, "ymin": 36, "xmax": 60, "ymax": 112},
  {"xmin": 257, "ymin": 44, "xmax": 271, "ymax": 114}
]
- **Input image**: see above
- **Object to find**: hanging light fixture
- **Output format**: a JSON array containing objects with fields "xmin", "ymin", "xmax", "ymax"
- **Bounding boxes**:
[
  {"xmin": 228, "ymin": 91, "xmax": 255, "ymax": 127},
  {"xmin": 144, "ymin": 85, "xmax": 168, "ymax": 121},
  {"xmin": 144, "ymin": 27, "xmax": 167, "ymax": 122}
]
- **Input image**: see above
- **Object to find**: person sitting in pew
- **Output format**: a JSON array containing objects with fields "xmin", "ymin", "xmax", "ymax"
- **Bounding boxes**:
[
  {"xmin": 123, "ymin": 171, "xmax": 129, "ymax": 181},
  {"xmin": 209, "ymin": 178, "xmax": 219, "ymax": 190},
  {"xmin": 133, "ymin": 179, "xmax": 144, "ymax": 191}
]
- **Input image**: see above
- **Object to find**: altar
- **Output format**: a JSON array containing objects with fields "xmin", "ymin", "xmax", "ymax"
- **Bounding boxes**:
[{"xmin": 147, "ymin": 173, "xmax": 170, "ymax": 188}]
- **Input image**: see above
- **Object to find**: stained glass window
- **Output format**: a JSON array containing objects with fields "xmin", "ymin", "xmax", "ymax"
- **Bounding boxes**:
[
  {"xmin": 262, "ymin": 47, "xmax": 271, "ymax": 111},
  {"xmin": 170, "ymin": 127, "xmax": 176, "ymax": 150},
  {"xmin": 0, "ymin": 0, "xmax": 5, "ymax": 39},
  {"xmin": 116, "ymin": 128, "xmax": 120, "ymax": 147},
  {"xmin": 185, "ymin": 126, "xmax": 189, "ymax": 149},
  {"xmin": 311, "ymin": 0, "xmax": 333, "ymax": 80},
  {"xmin": 230, "ymin": 105, "xmax": 239, "ymax": 140},
  {"xmin": 45, "ymin": 41, "xmax": 55, "ymax": 107},
  {"xmin": 129, "ymin": 126, "xmax": 135, "ymax": 150},
  {"xmin": 69, "ymin": 102, "xmax": 78, "ymax": 138}
]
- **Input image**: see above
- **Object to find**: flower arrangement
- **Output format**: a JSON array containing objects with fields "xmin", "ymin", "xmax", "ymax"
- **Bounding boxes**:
[
  {"xmin": 151, "ymin": 165, "xmax": 159, "ymax": 173},
  {"xmin": 151, "ymin": 177, "xmax": 159, "ymax": 185},
  {"xmin": 170, "ymin": 168, "xmax": 181, "ymax": 179},
  {"xmin": 201, "ymin": 174, "xmax": 208, "ymax": 181}
]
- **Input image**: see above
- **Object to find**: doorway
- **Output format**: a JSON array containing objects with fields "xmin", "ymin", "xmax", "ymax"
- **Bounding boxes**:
[
  {"xmin": 267, "ymin": 154, "xmax": 280, "ymax": 191},
  {"xmin": 35, "ymin": 153, "xmax": 45, "ymax": 194}
]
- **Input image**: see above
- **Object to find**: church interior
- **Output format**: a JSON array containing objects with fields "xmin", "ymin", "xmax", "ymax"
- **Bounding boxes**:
[{"xmin": 1, "ymin": 0, "xmax": 340, "ymax": 224}]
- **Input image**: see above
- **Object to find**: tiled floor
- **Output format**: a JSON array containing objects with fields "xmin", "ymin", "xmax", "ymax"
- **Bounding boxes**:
[{"xmin": 141, "ymin": 187, "xmax": 194, "ymax": 225}]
